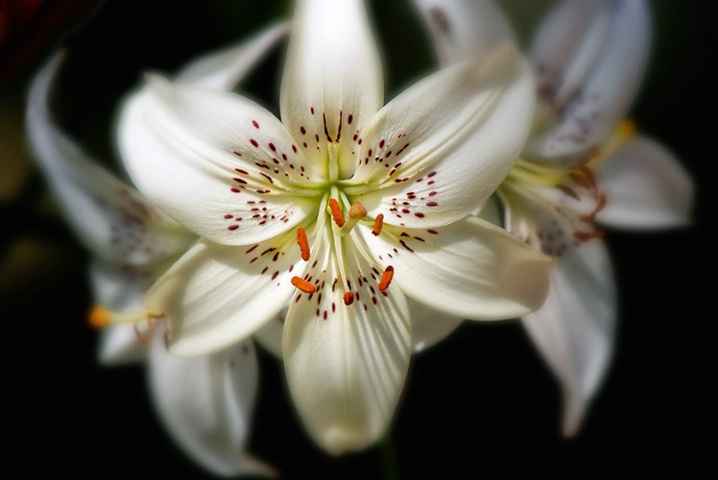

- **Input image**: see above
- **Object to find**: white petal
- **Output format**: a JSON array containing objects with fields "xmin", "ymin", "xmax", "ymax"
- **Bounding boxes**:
[
  {"xmin": 521, "ymin": 240, "xmax": 615, "ymax": 436},
  {"xmin": 97, "ymin": 326, "xmax": 146, "ymax": 366},
  {"xmin": 526, "ymin": 0, "xmax": 651, "ymax": 161},
  {"xmin": 27, "ymin": 52, "xmax": 193, "ymax": 265},
  {"xmin": 411, "ymin": 0, "xmax": 515, "ymax": 65},
  {"xmin": 409, "ymin": 298, "xmax": 463, "ymax": 353},
  {"xmin": 283, "ymin": 223, "xmax": 411, "ymax": 454},
  {"xmin": 147, "ymin": 237, "xmax": 299, "ymax": 357},
  {"xmin": 175, "ymin": 21, "xmax": 290, "ymax": 90},
  {"xmin": 348, "ymin": 46, "xmax": 534, "ymax": 229},
  {"xmin": 356, "ymin": 216, "xmax": 553, "ymax": 321},
  {"xmin": 280, "ymin": 0, "xmax": 383, "ymax": 179},
  {"xmin": 148, "ymin": 331, "xmax": 274, "ymax": 477},
  {"xmin": 596, "ymin": 135, "xmax": 694, "ymax": 229},
  {"xmin": 119, "ymin": 76, "xmax": 319, "ymax": 246},
  {"xmin": 473, "ymin": 194, "xmax": 503, "ymax": 226}
]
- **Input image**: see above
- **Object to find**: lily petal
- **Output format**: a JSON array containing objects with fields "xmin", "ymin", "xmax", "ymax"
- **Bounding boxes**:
[
  {"xmin": 411, "ymin": 0, "xmax": 515, "ymax": 65},
  {"xmin": 280, "ymin": 0, "xmax": 383, "ymax": 179},
  {"xmin": 175, "ymin": 21, "xmax": 290, "ymax": 90},
  {"xmin": 349, "ymin": 46, "xmax": 534, "ymax": 229},
  {"xmin": 27, "ymin": 52, "xmax": 193, "ymax": 265},
  {"xmin": 526, "ymin": 0, "xmax": 651, "ymax": 161},
  {"xmin": 521, "ymin": 239, "xmax": 615, "ymax": 437},
  {"xmin": 409, "ymin": 298, "xmax": 464, "ymax": 353},
  {"xmin": 356, "ymin": 216, "xmax": 553, "ymax": 320},
  {"xmin": 283, "ymin": 222, "xmax": 411, "ymax": 454},
  {"xmin": 148, "ymin": 331, "xmax": 275, "ymax": 477},
  {"xmin": 119, "ymin": 76, "xmax": 319, "ymax": 246},
  {"xmin": 596, "ymin": 135, "xmax": 694, "ymax": 229},
  {"xmin": 147, "ymin": 238, "xmax": 299, "ymax": 357}
]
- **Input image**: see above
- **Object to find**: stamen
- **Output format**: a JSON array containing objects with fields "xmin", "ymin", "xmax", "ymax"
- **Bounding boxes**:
[
  {"xmin": 88, "ymin": 305, "xmax": 162, "ymax": 329},
  {"xmin": 595, "ymin": 191, "xmax": 607, "ymax": 212},
  {"xmin": 618, "ymin": 119, "xmax": 637, "ymax": 139},
  {"xmin": 296, "ymin": 227, "xmax": 311, "ymax": 261},
  {"xmin": 378, "ymin": 265, "xmax": 394, "ymax": 292},
  {"xmin": 556, "ymin": 184, "xmax": 580, "ymax": 201},
  {"xmin": 291, "ymin": 276, "xmax": 316, "ymax": 294},
  {"xmin": 578, "ymin": 165, "xmax": 597, "ymax": 189},
  {"xmin": 569, "ymin": 171, "xmax": 591, "ymax": 190},
  {"xmin": 343, "ymin": 291, "xmax": 355, "ymax": 306},
  {"xmin": 372, "ymin": 214, "xmax": 384, "ymax": 236},
  {"xmin": 574, "ymin": 230, "xmax": 606, "ymax": 242},
  {"xmin": 88, "ymin": 306, "xmax": 111, "ymax": 328},
  {"xmin": 86, "ymin": 308, "xmax": 159, "ymax": 344},
  {"xmin": 329, "ymin": 198, "xmax": 345, "ymax": 227}
]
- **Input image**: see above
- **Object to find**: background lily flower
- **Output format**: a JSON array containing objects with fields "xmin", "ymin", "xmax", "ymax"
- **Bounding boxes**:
[
  {"xmin": 118, "ymin": 0, "xmax": 552, "ymax": 454},
  {"xmin": 413, "ymin": 0, "xmax": 694, "ymax": 436},
  {"xmin": 24, "ymin": 21, "xmax": 291, "ymax": 475}
]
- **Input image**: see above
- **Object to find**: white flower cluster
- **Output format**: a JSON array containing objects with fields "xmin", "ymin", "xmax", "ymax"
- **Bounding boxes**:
[{"xmin": 27, "ymin": 0, "xmax": 692, "ymax": 476}]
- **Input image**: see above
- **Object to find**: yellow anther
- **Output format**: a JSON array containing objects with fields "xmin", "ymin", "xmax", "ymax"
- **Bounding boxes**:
[
  {"xmin": 618, "ymin": 119, "xmax": 637, "ymax": 139},
  {"xmin": 88, "ymin": 306, "xmax": 111, "ymax": 329}
]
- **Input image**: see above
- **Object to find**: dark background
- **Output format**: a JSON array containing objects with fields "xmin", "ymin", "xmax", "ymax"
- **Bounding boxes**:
[{"xmin": 2, "ymin": 1, "xmax": 715, "ymax": 478}]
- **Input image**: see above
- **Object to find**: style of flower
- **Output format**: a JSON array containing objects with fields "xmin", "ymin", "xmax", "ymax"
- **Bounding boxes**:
[
  {"xmin": 117, "ymin": 0, "xmax": 552, "ymax": 454},
  {"xmin": 413, "ymin": 0, "xmax": 693, "ymax": 436},
  {"xmin": 25, "ymin": 21, "xmax": 291, "ymax": 476}
]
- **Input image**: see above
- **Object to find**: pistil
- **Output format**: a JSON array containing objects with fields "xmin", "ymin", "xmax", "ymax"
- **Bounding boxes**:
[{"xmin": 339, "ymin": 201, "xmax": 367, "ymax": 235}]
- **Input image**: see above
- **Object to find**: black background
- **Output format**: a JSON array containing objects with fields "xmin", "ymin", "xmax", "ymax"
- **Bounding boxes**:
[{"xmin": 2, "ymin": 1, "xmax": 715, "ymax": 478}]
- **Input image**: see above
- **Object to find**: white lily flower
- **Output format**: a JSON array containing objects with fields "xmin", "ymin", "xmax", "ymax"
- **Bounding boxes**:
[
  {"xmin": 25, "ymin": 21, "xmax": 291, "ymax": 476},
  {"xmin": 414, "ymin": 0, "xmax": 694, "ymax": 436},
  {"xmin": 118, "ymin": 0, "xmax": 552, "ymax": 454}
]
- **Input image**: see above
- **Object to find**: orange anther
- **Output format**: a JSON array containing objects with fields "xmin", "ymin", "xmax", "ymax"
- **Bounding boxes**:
[
  {"xmin": 88, "ymin": 306, "xmax": 110, "ymax": 329},
  {"xmin": 574, "ymin": 230, "xmax": 605, "ymax": 242},
  {"xmin": 556, "ymin": 184, "xmax": 580, "ymax": 201},
  {"xmin": 579, "ymin": 165, "xmax": 597, "ymax": 189},
  {"xmin": 595, "ymin": 191, "xmax": 607, "ymax": 212},
  {"xmin": 343, "ymin": 291, "xmax": 355, "ymax": 306},
  {"xmin": 569, "ymin": 171, "xmax": 590, "ymax": 190},
  {"xmin": 291, "ymin": 276, "xmax": 316, "ymax": 294},
  {"xmin": 296, "ymin": 227, "xmax": 310, "ymax": 261},
  {"xmin": 329, "ymin": 198, "xmax": 345, "ymax": 227},
  {"xmin": 372, "ymin": 214, "xmax": 384, "ymax": 236},
  {"xmin": 378, "ymin": 265, "xmax": 394, "ymax": 292}
]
